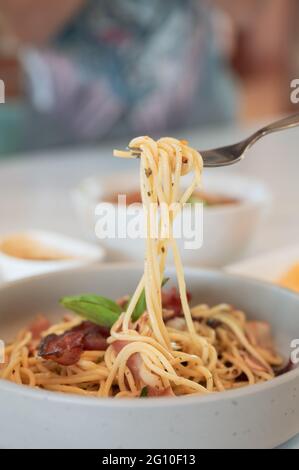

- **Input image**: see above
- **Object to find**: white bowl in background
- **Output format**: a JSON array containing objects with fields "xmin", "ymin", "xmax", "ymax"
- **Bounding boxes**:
[
  {"xmin": 0, "ymin": 230, "xmax": 105, "ymax": 282},
  {"xmin": 0, "ymin": 265, "xmax": 298, "ymax": 449},
  {"xmin": 72, "ymin": 171, "xmax": 270, "ymax": 267}
]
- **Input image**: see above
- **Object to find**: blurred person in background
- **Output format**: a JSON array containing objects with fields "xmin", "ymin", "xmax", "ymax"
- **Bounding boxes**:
[
  {"xmin": 0, "ymin": 0, "xmax": 297, "ymax": 154},
  {"xmin": 219, "ymin": 0, "xmax": 298, "ymax": 119},
  {"xmin": 0, "ymin": 0, "xmax": 237, "ymax": 153}
]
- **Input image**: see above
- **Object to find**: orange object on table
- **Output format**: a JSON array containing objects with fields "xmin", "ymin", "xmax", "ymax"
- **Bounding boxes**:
[{"xmin": 279, "ymin": 263, "xmax": 299, "ymax": 293}]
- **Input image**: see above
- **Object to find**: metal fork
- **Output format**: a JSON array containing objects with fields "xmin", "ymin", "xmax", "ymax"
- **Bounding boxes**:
[{"xmin": 130, "ymin": 113, "xmax": 299, "ymax": 167}]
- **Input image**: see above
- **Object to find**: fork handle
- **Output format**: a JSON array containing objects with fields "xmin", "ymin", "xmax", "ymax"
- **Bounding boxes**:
[
  {"xmin": 246, "ymin": 113, "xmax": 299, "ymax": 151},
  {"xmin": 260, "ymin": 112, "xmax": 299, "ymax": 134}
]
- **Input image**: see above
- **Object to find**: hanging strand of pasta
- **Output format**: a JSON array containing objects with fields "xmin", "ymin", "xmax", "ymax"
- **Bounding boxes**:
[
  {"xmin": 112, "ymin": 136, "xmax": 214, "ymax": 389},
  {"xmin": 114, "ymin": 137, "xmax": 207, "ymax": 355}
]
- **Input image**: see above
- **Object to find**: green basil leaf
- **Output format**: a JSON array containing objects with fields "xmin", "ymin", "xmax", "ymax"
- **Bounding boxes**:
[
  {"xmin": 60, "ymin": 294, "xmax": 121, "ymax": 328},
  {"xmin": 131, "ymin": 290, "xmax": 146, "ymax": 322},
  {"xmin": 131, "ymin": 277, "xmax": 169, "ymax": 322},
  {"xmin": 140, "ymin": 386, "xmax": 148, "ymax": 397}
]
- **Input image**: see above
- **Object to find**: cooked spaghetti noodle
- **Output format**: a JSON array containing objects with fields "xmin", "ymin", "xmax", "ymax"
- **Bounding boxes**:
[{"xmin": 1, "ymin": 137, "xmax": 284, "ymax": 398}]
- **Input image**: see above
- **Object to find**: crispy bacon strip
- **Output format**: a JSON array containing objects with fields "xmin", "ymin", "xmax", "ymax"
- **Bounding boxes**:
[
  {"xmin": 38, "ymin": 321, "xmax": 109, "ymax": 366},
  {"xmin": 162, "ymin": 287, "xmax": 191, "ymax": 318}
]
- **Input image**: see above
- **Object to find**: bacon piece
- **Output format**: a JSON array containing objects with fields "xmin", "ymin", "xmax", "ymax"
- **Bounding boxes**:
[
  {"xmin": 112, "ymin": 341, "xmax": 171, "ymax": 394},
  {"xmin": 72, "ymin": 321, "xmax": 109, "ymax": 351},
  {"xmin": 28, "ymin": 315, "xmax": 50, "ymax": 339},
  {"xmin": 162, "ymin": 288, "xmax": 191, "ymax": 318},
  {"xmin": 39, "ymin": 331, "xmax": 84, "ymax": 366},
  {"xmin": 112, "ymin": 340, "xmax": 129, "ymax": 355},
  {"xmin": 38, "ymin": 321, "xmax": 109, "ymax": 366},
  {"xmin": 243, "ymin": 354, "xmax": 268, "ymax": 372},
  {"xmin": 240, "ymin": 351, "xmax": 271, "ymax": 373},
  {"xmin": 245, "ymin": 322, "xmax": 274, "ymax": 352},
  {"xmin": 135, "ymin": 312, "xmax": 149, "ymax": 334},
  {"xmin": 112, "ymin": 341, "xmax": 142, "ymax": 382}
]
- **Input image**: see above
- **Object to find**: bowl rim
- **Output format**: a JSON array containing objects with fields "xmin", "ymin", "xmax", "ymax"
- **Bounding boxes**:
[{"xmin": 0, "ymin": 263, "xmax": 298, "ymax": 408}]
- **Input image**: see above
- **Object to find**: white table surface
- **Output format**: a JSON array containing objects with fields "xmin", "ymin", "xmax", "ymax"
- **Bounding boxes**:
[{"xmin": 0, "ymin": 121, "xmax": 298, "ymax": 448}]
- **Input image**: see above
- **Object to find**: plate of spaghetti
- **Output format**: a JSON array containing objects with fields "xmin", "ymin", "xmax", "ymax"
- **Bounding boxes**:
[{"xmin": 0, "ymin": 137, "xmax": 299, "ymax": 449}]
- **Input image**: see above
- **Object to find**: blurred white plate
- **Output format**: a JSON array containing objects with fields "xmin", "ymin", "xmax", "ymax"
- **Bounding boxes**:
[
  {"xmin": 0, "ymin": 230, "xmax": 105, "ymax": 283},
  {"xmin": 226, "ymin": 245, "xmax": 299, "ymax": 283}
]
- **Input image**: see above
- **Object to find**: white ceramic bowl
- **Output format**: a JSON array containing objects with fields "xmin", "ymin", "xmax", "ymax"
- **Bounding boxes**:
[
  {"xmin": 0, "ymin": 230, "xmax": 105, "ymax": 282},
  {"xmin": 0, "ymin": 265, "xmax": 298, "ymax": 449},
  {"xmin": 72, "ymin": 171, "xmax": 270, "ymax": 267}
]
